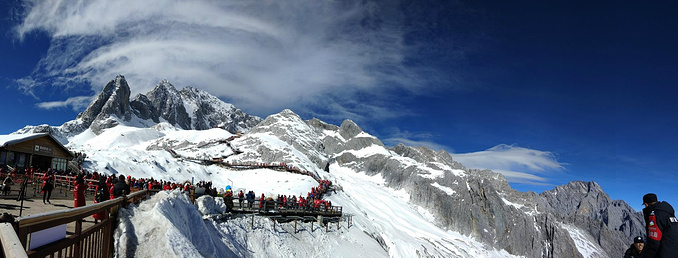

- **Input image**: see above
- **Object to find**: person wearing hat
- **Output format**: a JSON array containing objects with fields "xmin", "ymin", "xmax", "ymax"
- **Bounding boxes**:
[
  {"xmin": 624, "ymin": 236, "xmax": 644, "ymax": 258},
  {"xmin": 641, "ymin": 193, "xmax": 678, "ymax": 257}
]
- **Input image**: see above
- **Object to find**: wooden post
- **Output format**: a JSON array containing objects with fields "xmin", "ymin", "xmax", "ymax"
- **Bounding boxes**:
[
  {"xmin": 311, "ymin": 220, "xmax": 313, "ymax": 232},
  {"xmin": 325, "ymin": 222, "xmax": 328, "ymax": 233},
  {"xmin": 273, "ymin": 218, "xmax": 276, "ymax": 231},
  {"xmin": 337, "ymin": 220, "xmax": 339, "ymax": 230},
  {"xmin": 74, "ymin": 219, "xmax": 82, "ymax": 258},
  {"xmin": 251, "ymin": 214, "xmax": 254, "ymax": 230},
  {"xmin": 294, "ymin": 219, "xmax": 297, "ymax": 234}
]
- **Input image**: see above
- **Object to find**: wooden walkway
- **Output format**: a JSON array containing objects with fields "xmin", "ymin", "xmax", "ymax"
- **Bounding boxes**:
[{"xmin": 227, "ymin": 201, "xmax": 343, "ymax": 217}]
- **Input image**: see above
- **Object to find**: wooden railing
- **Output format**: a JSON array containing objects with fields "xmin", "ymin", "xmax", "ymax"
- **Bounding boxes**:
[{"xmin": 1, "ymin": 189, "xmax": 158, "ymax": 258}]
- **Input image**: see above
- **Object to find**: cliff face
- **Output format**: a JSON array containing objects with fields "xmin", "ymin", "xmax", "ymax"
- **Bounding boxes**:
[{"xmin": 302, "ymin": 112, "xmax": 643, "ymax": 257}]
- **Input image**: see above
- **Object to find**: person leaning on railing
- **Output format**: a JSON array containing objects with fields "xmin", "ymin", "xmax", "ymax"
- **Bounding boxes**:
[{"xmin": 113, "ymin": 175, "xmax": 130, "ymax": 198}]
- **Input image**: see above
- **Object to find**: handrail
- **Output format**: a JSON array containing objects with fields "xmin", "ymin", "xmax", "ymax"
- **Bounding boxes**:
[
  {"xmin": 0, "ymin": 223, "xmax": 27, "ymax": 258},
  {"xmin": 18, "ymin": 190, "xmax": 150, "ymax": 228}
]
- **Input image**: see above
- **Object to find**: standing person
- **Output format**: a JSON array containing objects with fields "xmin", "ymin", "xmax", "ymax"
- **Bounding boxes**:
[
  {"xmin": 224, "ymin": 190, "xmax": 234, "ymax": 212},
  {"xmin": 238, "ymin": 190, "xmax": 244, "ymax": 209},
  {"xmin": 113, "ymin": 175, "xmax": 130, "ymax": 198},
  {"xmin": 73, "ymin": 175, "xmax": 86, "ymax": 208},
  {"xmin": 93, "ymin": 177, "xmax": 111, "ymax": 223},
  {"xmin": 624, "ymin": 236, "xmax": 644, "ymax": 258},
  {"xmin": 1, "ymin": 176, "xmax": 12, "ymax": 195},
  {"xmin": 641, "ymin": 193, "xmax": 678, "ymax": 257},
  {"xmin": 109, "ymin": 177, "xmax": 116, "ymax": 200},
  {"xmin": 41, "ymin": 169, "xmax": 54, "ymax": 204}
]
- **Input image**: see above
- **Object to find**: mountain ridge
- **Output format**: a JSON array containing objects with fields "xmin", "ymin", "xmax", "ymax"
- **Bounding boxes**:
[
  {"xmin": 10, "ymin": 76, "xmax": 645, "ymax": 257},
  {"xmin": 14, "ymin": 75, "xmax": 262, "ymax": 141}
]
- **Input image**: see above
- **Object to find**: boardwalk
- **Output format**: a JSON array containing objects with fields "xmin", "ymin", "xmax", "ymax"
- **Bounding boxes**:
[{"xmin": 227, "ymin": 201, "xmax": 343, "ymax": 217}]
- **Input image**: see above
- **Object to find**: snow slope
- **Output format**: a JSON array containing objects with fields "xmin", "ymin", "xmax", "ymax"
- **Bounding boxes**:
[
  {"xmin": 61, "ymin": 108, "xmax": 624, "ymax": 257},
  {"xmin": 70, "ymin": 123, "xmax": 520, "ymax": 257}
]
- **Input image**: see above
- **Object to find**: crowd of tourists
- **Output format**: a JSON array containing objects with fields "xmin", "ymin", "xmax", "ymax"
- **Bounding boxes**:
[{"xmin": 225, "ymin": 179, "xmax": 335, "ymax": 213}]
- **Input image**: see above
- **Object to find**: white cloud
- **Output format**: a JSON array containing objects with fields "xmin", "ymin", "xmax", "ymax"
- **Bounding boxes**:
[
  {"xmin": 452, "ymin": 144, "xmax": 565, "ymax": 185},
  {"xmin": 13, "ymin": 0, "xmax": 424, "ymax": 119},
  {"xmin": 35, "ymin": 96, "xmax": 92, "ymax": 111}
]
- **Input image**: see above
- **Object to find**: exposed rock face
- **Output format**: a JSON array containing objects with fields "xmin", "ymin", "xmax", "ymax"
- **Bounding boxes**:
[
  {"xmin": 128, "ymin": 80, "xmax": 261, "ymax": 133},
  {"xmin": 144, "ymin": 80, "xmax": 191, "ymax": 130},
  {"xmin": 539, "ymin": 181, "xmax": 645, "ymax": 257},
  {"xmin": 235, "ymin": 109, "xmax": 327, "ymax": 171},
  {"xmin": 303, "ymin": 110, "xmax": 643, "ymax": 257},
  {"xmin": 15, "ymin": 75, "xmax": 262, "ymax": 141}
]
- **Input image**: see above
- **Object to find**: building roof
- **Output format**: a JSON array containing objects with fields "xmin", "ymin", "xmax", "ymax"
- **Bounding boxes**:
[
  {"xmin": 0, "ymin": 133, "xmax": 74, "ymax": 158},
  {"xmin": 0, "ymin": 133, "xmax": 47, "ymax": 147}
]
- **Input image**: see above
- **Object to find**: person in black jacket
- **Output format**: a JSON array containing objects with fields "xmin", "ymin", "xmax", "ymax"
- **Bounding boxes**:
[
  {"xmin": 624, "ymin": 236, "xmax": 644, "ymax": 258},
  {"xmin": 641, "ymin": 193, "xmax": 678, "ymax": 257},
  {"xmin": 112, "ymin": 174, "xmax": 130, "ymax": 198}
]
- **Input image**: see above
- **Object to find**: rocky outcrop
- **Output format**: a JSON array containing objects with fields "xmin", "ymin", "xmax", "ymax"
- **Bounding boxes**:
[
  {"xmin": 539, "ymin": 181, "xmax": 645, "ymax": 257},
  {"xmin": 239, "ymin": 109, "xmax": 327, "ymax": 170}
]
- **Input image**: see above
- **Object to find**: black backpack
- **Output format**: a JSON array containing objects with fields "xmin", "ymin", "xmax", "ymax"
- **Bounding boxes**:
[{"xmin": 95, "ymin": 187, "xmax": 105, "ymax": 203}]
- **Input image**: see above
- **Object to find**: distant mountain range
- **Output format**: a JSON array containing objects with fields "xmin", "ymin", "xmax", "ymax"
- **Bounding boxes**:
[{"xmin": 13, "ymin": 75, "xmax": 644, "ymax": 257}]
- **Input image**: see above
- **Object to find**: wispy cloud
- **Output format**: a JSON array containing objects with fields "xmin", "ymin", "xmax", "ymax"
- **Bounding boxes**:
[
  {"xmin": 12, "ymin": 0, "xmax": 442, "ymax": 120},
  {"xmin": 382, "ymin": 128, "xmax": 451, "ymax": 151},
  {"xmin": 452, "ymin": 144, "xmax": 565, "ymax": 185},
  {"xmin": 35, "ymin": 96, "xmax": 92, "ymax": 111}
]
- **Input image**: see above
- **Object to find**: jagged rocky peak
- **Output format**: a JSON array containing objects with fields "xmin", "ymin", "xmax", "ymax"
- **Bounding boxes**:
[
  {"xmin": 251, "ymin": 109, "xmax": 304, "ymax": 130},
  {"xmin": 538, "ymin": 180, "xmax": 645, "ymax": 257},
  {"xmin": 78, "ymin": 75, "xmax": 130, "ymax": 126},
  {"xmin": 242, "ymin": 109, "xmax": 326, "ymax": 170},
  {"xmin": 85, "ymin": 75, "xmax": 133, "ymax": 134},
  {"xmin": 338, "ymin": 119, "xmax": 363, "ymax": 140},
  {"xmin": 541, "ymin": 181, "xmax": 610, "ymax": 213},
  {"xmin": 145, "ymin": 79, "xmax": 190, "ymax": 129},
  {"xmin": 14, "ymin": 75, "xmax": 261, "ymax": 138}
]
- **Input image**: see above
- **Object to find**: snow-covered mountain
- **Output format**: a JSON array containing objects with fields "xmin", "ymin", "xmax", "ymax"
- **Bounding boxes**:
[
  {"xmin": 14, "ymin": 75, "xmax": 262, "ymax": 142},
  {"xmin": 12, "ymin": 77, "xmax": 645, "ymax": 257}
]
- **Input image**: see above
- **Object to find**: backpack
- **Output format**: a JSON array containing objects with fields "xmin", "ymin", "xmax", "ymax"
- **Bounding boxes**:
[{"xmin": 95, "ymin": 187, "xmax": 105, "ymax": 203}]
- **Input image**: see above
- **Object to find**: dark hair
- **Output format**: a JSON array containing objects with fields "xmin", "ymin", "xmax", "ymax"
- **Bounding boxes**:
[
  {"xmin": 119, "ymin": 174, "xmax": 125, "ymax": 181},
  {"xmin": 76, "ymin": 175, "xmax": 85, "ymax": 184}
]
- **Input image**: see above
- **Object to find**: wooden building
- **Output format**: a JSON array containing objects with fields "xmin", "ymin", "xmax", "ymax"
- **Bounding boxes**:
[{"xmin": 0, "ymin": 133, "xmax": 74, "ymax": 171}]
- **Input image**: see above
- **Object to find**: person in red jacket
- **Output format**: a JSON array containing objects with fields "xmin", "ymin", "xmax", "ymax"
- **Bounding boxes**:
[
  {"xmin": 41, "ymin": 169, "xmax": 54, "ymax": 204},
  {"xmin": 109, "ymin": 177, "xmax": 116, "ymax": 200},
  {"xmin": 73, "ymin": 175, "xmax": 86, "ymax": 208},
  {"xmin": 642, "ymin": 193, "xmax": 678, "ymax": 257}
]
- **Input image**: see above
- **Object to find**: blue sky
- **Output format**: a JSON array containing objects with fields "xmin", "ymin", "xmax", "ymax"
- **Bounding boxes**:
[{"xmin": 1, "ymin": 0, "xmax": 676, "ymax": 211}]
